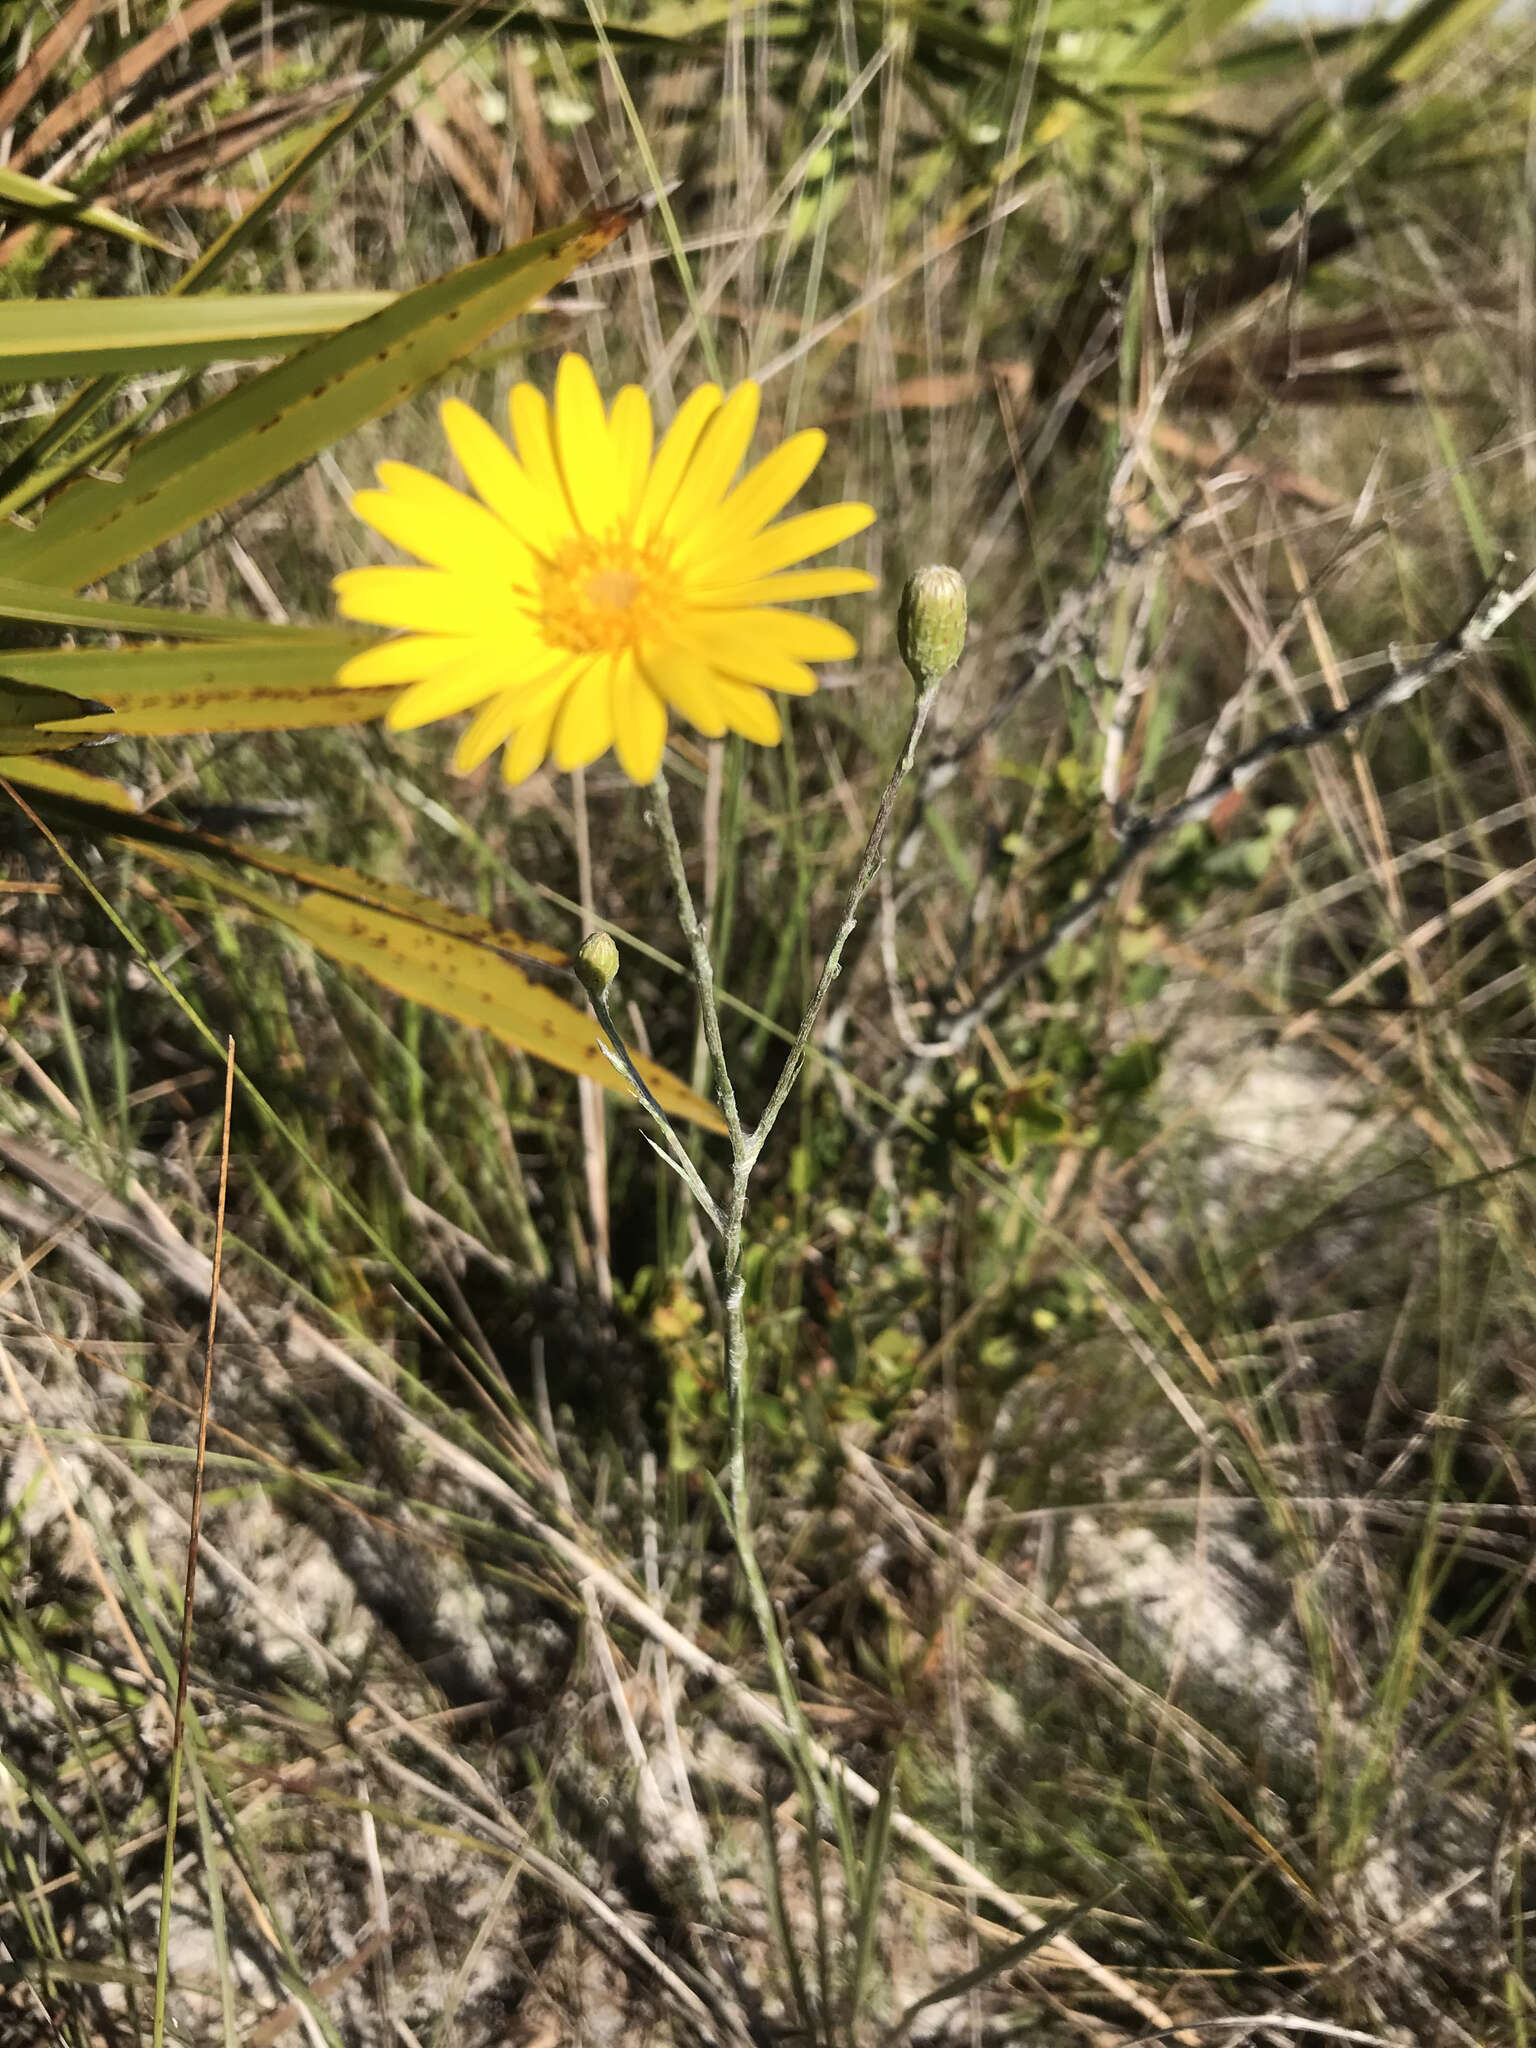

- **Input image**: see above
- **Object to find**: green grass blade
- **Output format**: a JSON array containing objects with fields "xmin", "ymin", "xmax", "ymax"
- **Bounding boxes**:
[
  {"xmin": 1344, "ymin": 0, "xmax": 1504, "ymax": 103},
  {"xmin": 0, "ymin": 675, "xmax": 110, "ymax": 753},
  {"xmin": 188, "ymin": 1772, "xmax": 239, "ymax": 2048},
  {"xmin": 0, "ymin": 164, "xmax": 175, "ymax": 255},
  {"xmin": 887, "ymin": 1901, "xmax": 1106, "ymax": 2044},
  {"xmin": 846, "ymin": 1758, "xmax": 898, "ymax": 2028},
  {"xmin": 3, "ymin": 636, "xmax": 390, "ymax": 735},
  {"xmin": 0, "ymin": 573, "xmax": 355, "ymax": 640},
  {"xmin": 0, "ymin": 0, "xmax": 486, "ymax": 515},
  {"xmin": 0, "ymin": 292, "xmax": 394, "ymax": 381},
  {"xmin": 317, "ymin": 1, "xmax": 707, "ymax": 49}
]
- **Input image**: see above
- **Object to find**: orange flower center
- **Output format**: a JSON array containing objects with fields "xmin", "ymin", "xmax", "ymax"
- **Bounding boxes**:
[{"xmin": 538, "ymin": 533, "xmax": 677, "ymax": 655}]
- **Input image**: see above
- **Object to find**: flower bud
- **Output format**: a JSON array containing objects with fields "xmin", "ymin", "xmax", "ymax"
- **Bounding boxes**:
[
  {"xmin": 575, "ymin": 930, "xmax": 620, "ymax": 1001},
  {"xmin": 897, "ymin": 564, "xmax": 967, "ymax": 687}
]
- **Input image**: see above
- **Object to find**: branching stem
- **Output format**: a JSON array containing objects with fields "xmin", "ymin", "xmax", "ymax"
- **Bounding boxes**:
[{"xmin": 626, "ymin": 670, "xmax": 948, "ymax": 1808}]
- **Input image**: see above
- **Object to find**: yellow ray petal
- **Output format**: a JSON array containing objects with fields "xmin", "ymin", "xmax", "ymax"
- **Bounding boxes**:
[
  {"xmin": 660, "ymin": 380, "xmax": 761, "ymax": 541},
  {"xmin": 641, "ymin": 650, "xmax": 728, "ymax": 738},
  {"xmin": 714, "ymin": 678, "xmax": 783, "ymax": 746},
  {"xmin": 452, "ymin": 666, "xmax": 574, "ymax": 773},
  {"xmin": 453, "ymin": 688, "xmax": 527, "ymax": 774},
  {"xmin": 502, "ymin": 691, "xmax": 565, "ymax": 786},
  {"xmin": 551, "ymin": 658, "xmax": 612, "ymax": 771},
  {"xmin": 676, "ymin": 615, "xmax": 822, "ymax": 695},
  {"xmin": 440, "ymin": 398, "xmax": 568, "ymax": 555},
  {"xmin": 634, "ymin": 383, "xmax": 722, "ymax": 541},
  {"xmin": 334, "ymin": 567, "xmax": 540, "ymax": 637},
  {"xmin": 337, "ymin": 634, "xmax": 465, "ymax": 686},
  {"xmin": 692, "ymin": 566, "xmax": 878, "ymax": 605},
  {"xmin": 509, "ymin": 382, "xmax": 570, "ymax": 518},
  {"xmin": 353, "ymin": 481, "xmax": 532, "ymax": 580},
  {"xmin": 554, "ymin": 352, "xmax": 622, "ymax": 536},
  {"xmin": 699, "ymin": 608, "xmax": 856, "ymax": 663},
  {"xmin": 609, "ymin": 384, "xmax": 653, "ymax": 523},
  {"xmin": 713, "ymin": 646, "xmax": 820, "ymax": 695},
  {"xmin": 611, "ymin": 651, "xmax": 668, "ymax": 783},
  {"xmin": 727, "ymin": 501, "xmax": 876, "ymax": 579},
  {"xmin": 368, "ymin": 460, "xmax": 444, "ymax": 504},
  {"xmin": 674, "ymin": 428, "xmax": 825, "ymax": 566},
  {"xmin": 386, "ymin": 645, "xmax": 531, "ymax": 730}
]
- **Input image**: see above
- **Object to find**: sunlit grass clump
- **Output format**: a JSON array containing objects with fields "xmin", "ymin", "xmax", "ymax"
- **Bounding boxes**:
[{"xmin": 334, "ymin": 353, "xmax": 876, "ymax": 784}]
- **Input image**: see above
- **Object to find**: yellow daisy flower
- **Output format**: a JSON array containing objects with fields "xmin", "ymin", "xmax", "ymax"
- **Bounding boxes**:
[{"xmin": 333, "ymin": 354, "xmax": 877, "ymax": 786}]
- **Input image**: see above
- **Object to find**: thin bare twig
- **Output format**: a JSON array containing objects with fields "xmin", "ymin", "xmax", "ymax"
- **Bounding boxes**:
[
  {"xmin": 910, "ymin": 560, "xmax": 1536, "ymax": 1061},
  {"xmin": 897, "ymin": 411, "xmax": 1264, "ymax": 876}
]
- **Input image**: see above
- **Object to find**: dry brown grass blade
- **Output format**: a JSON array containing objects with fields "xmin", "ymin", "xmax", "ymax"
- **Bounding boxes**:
[
  {"xmin": 0, "ymin": 1124, "xmax": 1187, "ymax": 2036},
  {"xmin": 11, "ymin": 0, "xmax": 243, "ymax": 172},
  {"xmin": 874, "ymin": 364, "xmax": 1035, "ymax": 412},
  {"xmin": 393, "ymin": 80, "xmax": 503, "ymax": 228},
  {"xmin": 0, "ymin": 66, "xmax": 362, "ymax": 265},
  {"xmin": 415, "ymin": 45, "xmax": 511, "ymax": 223},
  {"xmin": 1131, "ymin": 416, "xmax": 1341, "ymax": 511},
  {"xmin": 505, "ymin": 45, "xmax": 563, "ymax": 224},
  {"xmin": 0, "ymin": 0, "xmax": 104, "ymax": 138},
  {"xmin": 108, "ymin": 83, "xmax": 364, "ymax": 211},
  {"xmin": 244, "ymin": 1924, "xmax": 400, "ymax": 2048}
]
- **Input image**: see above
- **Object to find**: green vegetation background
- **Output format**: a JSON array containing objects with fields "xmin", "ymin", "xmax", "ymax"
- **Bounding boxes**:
[{"xmin": 0, "ymin": 1, "xmax": 1533, "ymax": 2043}]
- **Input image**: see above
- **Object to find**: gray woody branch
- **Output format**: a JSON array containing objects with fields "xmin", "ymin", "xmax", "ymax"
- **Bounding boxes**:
[{"xmin": 909, "ymin": 558, "xmax": 1536, "ymax": 1062}]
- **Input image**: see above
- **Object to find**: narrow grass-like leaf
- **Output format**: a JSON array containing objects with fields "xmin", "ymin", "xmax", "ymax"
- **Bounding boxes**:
[
  {"xmin": 846, "ymin": 1759, "xmax": 898, "ymax": 2027},
  {"xmin": 324, "ymin": 1, "xmax": 707, "ymax": 49},
  {"xmin": 1344, "ymin": 0, "xmax": 1504, "ymax": 102},
  {"xmin": 5, "ymin": 768, "xmax": 567, "ymax": 961},
  {"xmin": 1251, "ymin": 0, "xmax": 1508, "ymax": 200},
  {"xmin": 0, "ymin": 574, "xmax": 350, "ymax": 640},
  {"xmin": 0, "ymin": 292, "xmax": 394, "ymax": 381},
  {"xmin": 758, "ymin": 1789, "xmax": 819, "ymax": 2044},
  {"xmin": 0, "ymin": 205, "xmax": 637, "ymax": 590},
  {"xmin": 137, "ymin": 844, "xmax": 727, "ymax": 1130},
  {"xmin": 0, "ymin": 164, "xmax": 175, "ymax": 255},
  {"xmin": 189, "ymin": 1773, "xmax": 240, "ymax": 2048},
  {"xmin": 0, "ymin": 753, "xmax": 139, "ymax": 807},
  {"xmin": 180, "ymin": 843, "xmax": 571, "ymax": 966},
  {"xmin": 0, "ymin": 675, "xmax": 110, "ymax": 753},
  {"xmin": 2, "ymin": 638, "xmax": 390, "ymax": 735},
  {"xmin": 887, "ymin": 1900, "xmax": 1107, "ymax": 2045},
  {"xmin": 115, "ymin": 813, "xmax": 574, "ymax": 968}
]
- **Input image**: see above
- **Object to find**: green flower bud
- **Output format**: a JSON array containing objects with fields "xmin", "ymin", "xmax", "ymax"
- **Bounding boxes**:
[
  {"xmin": 575, "ymin": 930, "xmax": 620, "ymax": 1001},
  {"xmin": 897, "ymin": 564, "xmax": 967, "ymax": 687}
]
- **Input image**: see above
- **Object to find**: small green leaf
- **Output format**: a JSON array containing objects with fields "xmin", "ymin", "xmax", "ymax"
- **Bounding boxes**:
[{"xmin": 1100, "ymin": 1039, "xmax": 1163, "ymax": 1097}]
